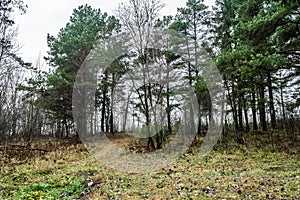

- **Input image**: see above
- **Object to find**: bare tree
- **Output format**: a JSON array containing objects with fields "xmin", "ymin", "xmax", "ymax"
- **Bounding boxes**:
[
  {"xmin": 0, "ymin": 0, "xmax": 28, "ymax": 142},
  {"xmin": 116, "ymin": 0, "xmax": 165, "ymax": 151}
]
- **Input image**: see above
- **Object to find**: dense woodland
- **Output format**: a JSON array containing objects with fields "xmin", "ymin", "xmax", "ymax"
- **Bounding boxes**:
[
  {"xmin": 0, "ymin": 0, "xmax": 300, "ymax": 199},
  {"xmin": 1, "ymin": 0, "xmax": 299, "ymax": 147}
]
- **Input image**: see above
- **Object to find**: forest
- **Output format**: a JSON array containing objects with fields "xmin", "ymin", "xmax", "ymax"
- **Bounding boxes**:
[{"xmin": 0, "ymin": 0, "xmax": 299, "ymax": 199}]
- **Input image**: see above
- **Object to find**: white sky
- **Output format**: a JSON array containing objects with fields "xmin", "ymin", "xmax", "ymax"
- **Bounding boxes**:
[{"xmin": 14, "ymin": 0, "xmax": 214, "ymax": 67}]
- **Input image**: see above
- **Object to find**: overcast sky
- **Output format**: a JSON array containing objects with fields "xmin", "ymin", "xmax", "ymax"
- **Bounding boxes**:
[{"xmin": 14, "ymin": 0, "xmax": 214, "ymax": 66}]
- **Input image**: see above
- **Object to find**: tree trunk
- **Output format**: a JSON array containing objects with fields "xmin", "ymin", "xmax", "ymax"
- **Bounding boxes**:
[
  {"xmin": 242, "ymin": 94, "xmax": 250, "ymax": 132},
  {"xmin": 110, "ymin": 73, "xmax": 115, "ymax": 135},
  {"xmin": 63, "ymin": 115, "xmax": 69, "ymax": 138},
  {"xmin": 258, "ymin": 81, "xmax": 267, "ymax": 131},
  {"xmin": 280, "ymin": 82, "xmax": 286, "ymax": 121},
  {"xmin": 267, "ymin": 72, "xmax": 276, "ymax": 129},
  {"xmin": 106, "ymin": 104, "xmax": 110, "ymax": 133},
  {"xmin": 238, "ymin": 99, "xmax": 243, "ymax": 132},
  {"xmin": 55, "ymin": 121, "xmax": 62, "ymax": 138},
  {"xmin": 197, "ymin": 114, "xmax": 202, "ymax": 136},
  {"xmin": 232, "ymin": 80, "xmax": 239, "ymax": 132},
  {"xmin": 123, "ymin": 91, "xmax": 132, "ymax": 132},
  {"xmin": 166, "ymin": 65, "xmax": 172, "ymax": 134},
  {"xmin": 101, "ymin": 70, "xmax": 108, "ymax": 132},
  {"xmin": 224, "ymin": 77, "xmax": 239, "ymax": 133},
  {"xmin": 251, "ymin": 86, "xmax": 258, "ymax": 131}
]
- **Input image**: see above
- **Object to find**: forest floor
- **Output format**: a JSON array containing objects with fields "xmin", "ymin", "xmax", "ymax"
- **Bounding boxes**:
[{"xmin": 0, "ymin": 132, "xmax": 299, "ymax": 200}]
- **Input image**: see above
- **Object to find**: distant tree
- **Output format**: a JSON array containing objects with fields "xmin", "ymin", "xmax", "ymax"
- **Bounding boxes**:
[
  {"xmin": 171, "ymin": 0, "xmax": 211, "ymax": 136},
  {"xmin": 0, "ymin": 0, "xmax": 30, "ymax": 139}
]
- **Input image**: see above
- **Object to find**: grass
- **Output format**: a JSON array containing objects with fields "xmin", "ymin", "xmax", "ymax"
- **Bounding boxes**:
[{"xmin": 0, "ymin": 133, "xmax": 299, "ymax": 199}]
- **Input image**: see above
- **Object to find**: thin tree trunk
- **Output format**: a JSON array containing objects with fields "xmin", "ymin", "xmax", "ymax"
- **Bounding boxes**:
[
  {"xmin": 267, "ymin": 72, "xmax": 276, "ymax": 129},
  {"xmin": 123, "ymin": 91, "xmax": 132, "ymax": 132},
  {"xmin": 63, "ymin": 115, "xmax": 69, "ymax": 138},
  {"xmin": 146, "ymin": 82, "xmax": 155, "ymax": 151},
  {"xmin": 258, "ymin": 80, "xmax": 267, "ymax": 131},
  {"xmin": 110, "ymin": 73, "xmax": 115, "ymax": 135},
  {"xmin": 280, "ymin": 82, "xmax": 286, "ymax": 121},
  {"xmin": 101, "ymin": 70, "xmax": 108, "ymax": 132},
  {"xmin": 224, "ymin": 77, "xmax": 239, "ymax": 134},
  {"xmin": 106, "ymin": 105, "xmax": 110, "ymax": 133},
  {"xmin": 242, "ymin": 94, "xmax": 250, "ymax": 132},
  {"xmin": 232, "ymin": 80, "xmax": 239, "ymax": 132},
  {"xmin": 166, "ymin": 63, "xmax": 172, "ymax": 134},
  {"xmin": 251, "ymin": 87, "xmax": 258, "ymax": 131},
  {"xmin": 238, "ymin": 99, "xmax": 243, "ymax": 131},
  {"xmin": 55, "ymin": 121, "xmax": 61, "ymax": 138}
]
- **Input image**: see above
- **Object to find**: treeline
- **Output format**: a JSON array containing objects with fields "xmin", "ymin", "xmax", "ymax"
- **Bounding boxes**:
[
  {"xmin": 0, "ymin": 0, "xmax": 34, "ymax": 140},
  {"xmin": 211, "ymin": 0, "xmax": 300, "ymax": 142},
  {"xmin": 0, "ymin": 0, "xmax": 299, "ymax": 148}
]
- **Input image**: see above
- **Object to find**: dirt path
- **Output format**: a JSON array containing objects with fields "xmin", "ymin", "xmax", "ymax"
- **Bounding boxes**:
[{"xmin": 104, "ymin": 132, "xmax": 136, "ymax": 148}]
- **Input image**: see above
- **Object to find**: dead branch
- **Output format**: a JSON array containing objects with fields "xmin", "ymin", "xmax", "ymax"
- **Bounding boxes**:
[{"xmin": 0, "ymin": 146, "xmax": 49, "ymax": 152}]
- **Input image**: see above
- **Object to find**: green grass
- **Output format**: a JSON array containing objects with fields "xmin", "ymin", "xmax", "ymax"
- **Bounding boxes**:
[{"xmin": 0, "ymin": 136, "xmax": 299, "ymax": 199}]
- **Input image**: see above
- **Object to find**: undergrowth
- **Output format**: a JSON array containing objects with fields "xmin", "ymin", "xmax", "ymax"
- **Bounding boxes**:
[{"xmin": 0, "ymin": 132, "xmax": 299, "ymax": 199}]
